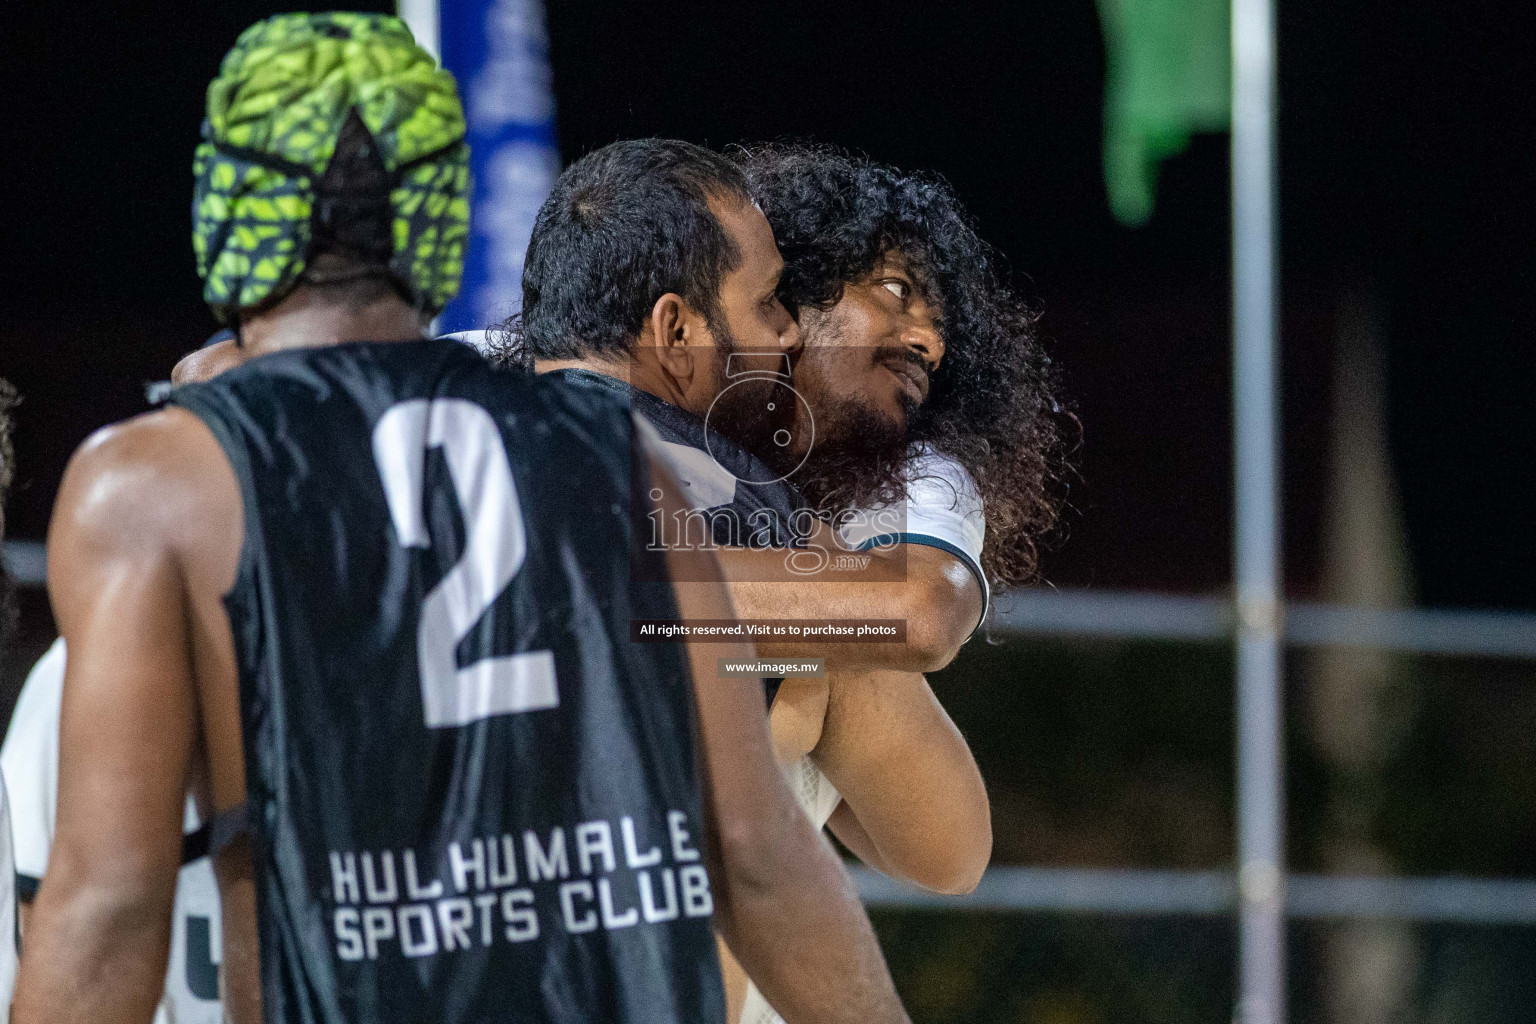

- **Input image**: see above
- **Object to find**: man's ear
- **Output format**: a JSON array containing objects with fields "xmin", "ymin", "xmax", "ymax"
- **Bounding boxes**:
[{"xmin": 647, "ymin": 292, "xmax": 699, "ymax": 383}]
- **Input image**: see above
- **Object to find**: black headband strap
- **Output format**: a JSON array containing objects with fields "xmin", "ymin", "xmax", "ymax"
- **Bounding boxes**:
[{"xmin": 205, "ymin": 137, "xmax": 467, "ymax": 187}]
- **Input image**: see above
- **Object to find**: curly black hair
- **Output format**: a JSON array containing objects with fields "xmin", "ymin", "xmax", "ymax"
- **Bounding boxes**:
[{"xmin": 735, "ymin": 143, "xmax": 1072, "ymax": 587}]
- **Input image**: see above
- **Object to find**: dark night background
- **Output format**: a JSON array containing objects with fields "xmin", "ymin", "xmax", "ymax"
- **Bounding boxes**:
[
  {"xmin": 5, "ymin": 0, "xmax": 1535, "ymax": 603},
  {"xmin": 4, "ymin": 2, "xmax": 1535, "ymax": 1021}
]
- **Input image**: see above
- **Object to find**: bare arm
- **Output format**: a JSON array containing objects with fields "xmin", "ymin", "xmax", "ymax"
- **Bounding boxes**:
[
  {"xmin": 818, "ymin": 671, "xmax": 991, "ymax": 895},
  {"xmin": 711, "ymin": 538, "xmax": 982, "ymax": 673},
  {"xmin": 13, "ymin": 416, "xmax": 204, "ymax": 1024},
  {"xmin": 646, "ymin": 445, "xmax": 909, "ymax": 1024}
]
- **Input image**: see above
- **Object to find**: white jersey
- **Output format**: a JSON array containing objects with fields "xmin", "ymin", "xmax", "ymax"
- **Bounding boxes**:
[
  {"xmin": 1, "ymin": 770, "xmax": 17, "ymax": 1022},
  {"xmin": 742, "ymin": 448, "xmax": 987, "ymax": 1024},
  {"xmin": 837, "ymin": 445, "xmax": 989, "ymax": 628},
  {"xmin": 0, "ymin": 639, "xmax": 223, "ymax": 1024}
]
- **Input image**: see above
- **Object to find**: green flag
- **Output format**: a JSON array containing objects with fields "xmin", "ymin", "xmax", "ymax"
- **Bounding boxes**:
[{"xmin": 1098, "ymin": 0, "xmax": 1230, "ymax": 226}]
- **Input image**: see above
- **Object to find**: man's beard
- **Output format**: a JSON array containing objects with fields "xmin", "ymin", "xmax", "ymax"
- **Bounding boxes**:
[
  {"xmin": 702, "ymin": 319, "xmax": 914, "ymax": 512},
  {"xmin": 702, "ymin": 331, "xmax": 798, "ymax": 460},
  {"xmin": 761, "ymin": 385, "xmax": 911, "ymax": 516}
]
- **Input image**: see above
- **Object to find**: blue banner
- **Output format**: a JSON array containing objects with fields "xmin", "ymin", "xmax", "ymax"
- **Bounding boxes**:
[{"xmin": 436, "ymin": 0, "xmax": 560, "ymax": 333}]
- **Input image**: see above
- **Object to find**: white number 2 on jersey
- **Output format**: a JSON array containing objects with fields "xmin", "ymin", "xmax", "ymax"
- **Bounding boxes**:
[{"xmin": 372, "ymin": 398, "xmax": 559, "ymax": 728}]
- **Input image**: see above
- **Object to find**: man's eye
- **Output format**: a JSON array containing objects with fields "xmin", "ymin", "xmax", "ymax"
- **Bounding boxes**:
[{"xmin": 881, "ymin": 280, "xmax": 910, "ymax": 301}]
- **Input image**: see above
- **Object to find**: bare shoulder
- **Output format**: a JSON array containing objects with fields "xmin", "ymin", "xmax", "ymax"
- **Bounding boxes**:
[
  {"xmin": 57, "ymin": 407, "xmax": 229, "ymax": 529},
  {"xmin": 50, "ymin": 407, "xmax": 239, "ymax": 576},
  {"xmin": 70, "ymin": 405, "xmax": 224, "ymax": 466}
]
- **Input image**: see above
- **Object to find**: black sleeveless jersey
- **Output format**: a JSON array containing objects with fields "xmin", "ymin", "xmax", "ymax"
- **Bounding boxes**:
[
  {"xmin": 544, "ymin": 369, "xmax": 806, "ymax": 548},
  {"xmin": 172, "ymin": 340, "xmax": 726, "ymax": 1024},
  {"xmin": 543, "ymin": 369, "xmax": 804, "ymax": 709}
]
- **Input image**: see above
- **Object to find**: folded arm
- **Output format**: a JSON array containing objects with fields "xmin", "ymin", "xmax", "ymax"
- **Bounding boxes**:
[
  {"xmin": 815, "ymin": 671, "xmax": 991, "ymax": 895},
  {"xmin": 712, "ymin": 537, "xmax": 982, "ymax": 673}
]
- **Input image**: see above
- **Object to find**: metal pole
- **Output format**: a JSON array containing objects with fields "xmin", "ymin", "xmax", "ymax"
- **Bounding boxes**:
[
  {"xmin": 396, "ymin": 0, "xmax": 440, "ymax": 58},
  {"xmin": 1232, "ymin": 0, "xmax": 1284, "ymax": 1016}
]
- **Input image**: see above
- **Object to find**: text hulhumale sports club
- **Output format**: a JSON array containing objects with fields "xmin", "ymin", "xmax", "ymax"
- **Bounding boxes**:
[{"xmin": 329, "ymin": 811, "xmax": 712, "ymax": 960}]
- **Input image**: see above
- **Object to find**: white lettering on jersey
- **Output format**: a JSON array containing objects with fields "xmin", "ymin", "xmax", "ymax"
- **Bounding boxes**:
[
  {"xmin": 372, "ymin": 398, "xmax": 559, "ymax": 727},
  {"xmin": 325, "ymin": 811, "xmax": 710, "ymax": 959}
]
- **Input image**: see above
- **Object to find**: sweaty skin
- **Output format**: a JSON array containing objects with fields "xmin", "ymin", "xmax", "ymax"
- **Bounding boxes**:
[
  {"xmin": 14, "ymin": 283, "xmax": 911, "ymax": 1024},
  {"xmin": 789, "ymin": 671, "xmax": 989, "ymax": 894},
  {"xmin": 716, "ymin": 538, "xmax": 981, "ymax": 672},
  {"xmin": 536, "ymin": 194, "xmax": 803, "ymax": 407},
  {"xmin": 9, "ymin": 336, "xmax": 247, "ymax": 945},
  {"xmin": 533, "ymin": 232, "xmax": 989, "ymax": 1014},
  {"xmin": 14, "ymin": 290, "xmax": 429, "ymax": 1024},
  {"xmin": 16, "ymin": 403, "xmax": 253, "ymax": 1024},
  {"xmin": 655, "ymin": 461, "xmax": 909, "ymax": 1024}
]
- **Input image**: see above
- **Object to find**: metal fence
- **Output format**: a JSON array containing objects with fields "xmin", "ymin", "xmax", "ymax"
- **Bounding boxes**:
[
  {"xmin": 882, "ymin": 587, "xmax": 1536, "ymax": 934},
  {"xmin": 992, "ymin": 588, "xmax": 1536, "ymax": 660},
  {"xmin": 854, "ymin": 866, "xmax": 1536, "ymax": 927},
  {"xmin": 2, "ymin": 540, "xmax": 44, "ymax": 589}
]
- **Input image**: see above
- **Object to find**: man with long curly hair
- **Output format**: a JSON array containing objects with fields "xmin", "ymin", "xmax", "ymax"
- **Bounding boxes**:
[
  {"xmin": 741, "ymin": 145, "xmax": 1065, "ymax": 584},
  {"xmin": 721, "ymin": 143, "xmax": 1069, "ymax": 1024}
]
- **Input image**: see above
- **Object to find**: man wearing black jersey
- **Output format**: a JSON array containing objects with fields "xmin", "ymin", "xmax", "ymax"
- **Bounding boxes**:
[{"xmin": 13, "ymin": 15, "xmax": 907, "ymax": 1024}]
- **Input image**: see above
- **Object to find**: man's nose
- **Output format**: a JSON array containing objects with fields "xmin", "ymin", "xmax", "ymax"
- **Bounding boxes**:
[
  {"xmin": 779, "ymin": 312, "xmax": 805, "ymax": 357},
  {"xmin": 903, "ymin": 322, "xmax": 944, "ymax": 370}
]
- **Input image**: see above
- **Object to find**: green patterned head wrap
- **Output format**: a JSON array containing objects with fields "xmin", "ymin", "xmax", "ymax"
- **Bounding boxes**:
[{"xmin": 192, "ymin": 12, "xmax": 469, "ymax": 322}]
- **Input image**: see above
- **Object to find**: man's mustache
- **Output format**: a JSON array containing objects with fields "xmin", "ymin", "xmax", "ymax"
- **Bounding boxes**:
[
  {"xmin": 883, "ymin": 349, "xmax": 930, "ymax": 407},
  {"xmin": 784, "ymin": 347, "xmax": 932, "ymax": 409}
]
